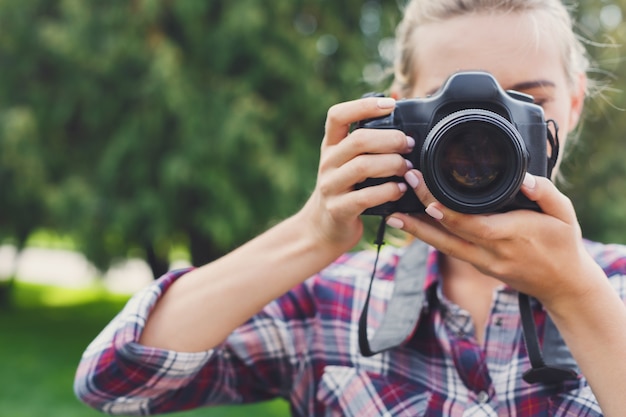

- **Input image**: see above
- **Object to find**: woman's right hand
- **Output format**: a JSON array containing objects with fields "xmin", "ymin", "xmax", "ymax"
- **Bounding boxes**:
[
  {"xmin": 138, "ymin": 96, "xmax": 414, "ymax": 353},
  {"xmin": 299, "ymin": 96, "xmax": 415, "ymax": 253}
]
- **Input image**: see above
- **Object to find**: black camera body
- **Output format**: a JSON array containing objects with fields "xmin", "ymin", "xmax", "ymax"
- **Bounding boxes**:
[{"xmin": 355, "ymin": 71, "xmax": 551, "ymax": 215}]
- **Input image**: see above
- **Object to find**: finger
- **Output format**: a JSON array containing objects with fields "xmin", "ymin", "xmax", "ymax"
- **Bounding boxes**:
[
  {"xmin": 402, "ymin": 169, "xmax": 513, "ymax": 244},
  {"xmin": 324, "ymin": 97, "xmax": 396, "ymax": 147},
  {"xmin": 320, "ymin": 153, "xmax": 412, "ymax": 197},
  {"xmin": 402, "ymin": 169, "xmax": 439, "ymax": 209},
  {"xmin": 321, "ymin": 128, "xmax": 414, "ymax": 172},
  {"xmin": 521, "ymin": 173, "xmax": 577, "ymax": 224},
  {"xmin": 387, "ymin": 212, "xmax": 483, "ymax": 262},
  {"xmin": 333, "ymin": 181, "xmax": 408, "ymax": 218},
  {"xmin": 421, "ymin": 201, "xmax": 520, "ymax": 245}
]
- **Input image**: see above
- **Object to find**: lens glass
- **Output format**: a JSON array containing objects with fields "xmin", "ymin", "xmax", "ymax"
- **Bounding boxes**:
[{"xmin": 439, "ymin": 123, "xmax": 509, "ymax": 195}]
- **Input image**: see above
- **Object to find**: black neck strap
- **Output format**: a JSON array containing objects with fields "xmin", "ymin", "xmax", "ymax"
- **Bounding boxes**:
[
  {"xmin": 546, "ymin": 119, "xmax": 560, "ymax": 176},
  {"xmin": 518, "ymin": 292, "xmax": 578, "ymax": 384}
]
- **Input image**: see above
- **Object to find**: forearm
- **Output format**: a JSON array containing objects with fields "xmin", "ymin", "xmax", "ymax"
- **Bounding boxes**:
[
  {"xmin": 137, "ymin": 97, "xmax": 407, "ymax": 353},
  {"xmin": 139, "ymin": 210, "xmax": 348, "ymax": 352},
  {"xmin": 544, "ymin": 261, "xmax": 626, "ymax": 417}
]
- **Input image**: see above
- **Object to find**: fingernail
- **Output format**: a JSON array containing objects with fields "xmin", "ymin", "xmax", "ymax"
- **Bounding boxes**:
[
  {"xmin": 406, "ymin": 136, "xmax": 415, "ymax": 150},
  {"xmin": 386, "ymin": 217, "xmax": 404, "ymax": 229},
  {"xmin": 405, "ymin": 159, "xmax": 414, "ymax": 170},
  {"xmin": 426, "ymin": 204, "xmax": 444, "ymax": 220},
  {"xmin": 523, "ymin": 172, "xmax": 536, "ymax": 189},
  {"xmin": 397, "ymin": 182, "xmax": 407, "ymax": 193},
  {"xmin": 404, "ymin": 171, "xmax": 419, "ymax": 189},
  {"xmin": 377, "ymin": 97, "xmax": 396, "ymax": 109}
]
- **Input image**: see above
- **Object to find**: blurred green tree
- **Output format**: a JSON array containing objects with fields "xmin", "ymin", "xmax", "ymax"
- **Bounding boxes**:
[
  {"xmin": 0, "ymin": 107, "xmax": 48, "ymax": 305},
  {"xmin": 560, "ymin": 0, "xmax": 626, "ymax": 244},
  {"xmin": 0, "ymin": 0, "xmax": 400, "ymax": 280}
]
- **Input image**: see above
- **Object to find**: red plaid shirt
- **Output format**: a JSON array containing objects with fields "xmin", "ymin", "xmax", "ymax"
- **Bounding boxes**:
[{"xmin": 74, "ymin": 240, "xmax": 626, "ymax": 416}]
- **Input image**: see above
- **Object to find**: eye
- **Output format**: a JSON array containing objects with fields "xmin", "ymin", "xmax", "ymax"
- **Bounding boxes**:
[
  {"xmin": 524, "ymin": 90, "xmax": 555, "ymax": 109},
  {"xmin": 533, "ymin": 97, "xmax": 555, "ymax": 109}
]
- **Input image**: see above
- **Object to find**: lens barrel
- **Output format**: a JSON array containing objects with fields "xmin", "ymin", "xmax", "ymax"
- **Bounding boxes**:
[{"xmin": 421, "ymin": 109, "xmax": 528, "ymax": 213}]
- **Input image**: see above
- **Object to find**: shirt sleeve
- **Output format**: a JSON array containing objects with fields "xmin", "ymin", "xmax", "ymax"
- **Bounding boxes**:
[
  {"xmin": 73, "ymin": 268, "xmax": 309, "ymax": 415},
  {"xmin": 585, "ymin": 240, "xmax": 626, "ymax": 301}
]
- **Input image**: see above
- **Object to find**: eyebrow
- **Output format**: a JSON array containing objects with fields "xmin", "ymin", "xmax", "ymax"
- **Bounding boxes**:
[{"xmin": 508, "ymin": 80, "xmax": 556, "ymax": 92}]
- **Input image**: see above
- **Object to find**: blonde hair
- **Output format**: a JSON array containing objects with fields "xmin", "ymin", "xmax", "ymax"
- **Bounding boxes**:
[{"xmin": 393, "ymin": 0, "xmax": 590, "ymax": 97}]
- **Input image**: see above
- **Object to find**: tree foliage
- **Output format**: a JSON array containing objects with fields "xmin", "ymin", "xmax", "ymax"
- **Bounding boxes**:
[
  {"xmin": 560, "ymin": 0, "xmax": 626, "ymax": 244},
  {"xmin": 0, "ymin": 0, "xmax": 399, "ymax": 278}
]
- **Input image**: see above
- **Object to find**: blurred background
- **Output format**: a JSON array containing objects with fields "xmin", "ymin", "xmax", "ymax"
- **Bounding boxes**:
[{"xmin": 0, "ymin": 0, "xmax": 625, "ymax": 416}]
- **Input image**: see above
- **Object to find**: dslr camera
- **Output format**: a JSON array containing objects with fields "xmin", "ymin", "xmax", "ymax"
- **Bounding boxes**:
[{"xmin": 355, "ymin": 71, "xmax": 556, "ymax": 215}]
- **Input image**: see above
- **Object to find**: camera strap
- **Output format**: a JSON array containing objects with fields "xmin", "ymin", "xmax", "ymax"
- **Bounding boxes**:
[
  {"xmin": 358, "ymin": 217, "xmax": 579, "ymax": 385},
  {"xmin": 518, "ymin": 119, "xmax": 578, "ymax": 383},
  {"xmin": 546, "ymin": 119, "xmax": 560, "ymax": 176},
  {"xmin": 518, "ymin": 292, "xmax": 579, "ymax": 383},
  {"xmin": 358, "ymin": 220, "xmax": 430, "ymax": 356}
]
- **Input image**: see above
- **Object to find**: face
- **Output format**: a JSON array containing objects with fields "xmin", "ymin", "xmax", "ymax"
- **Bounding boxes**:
[{"xmin": 408, "ymin": 11, "xmax": 586, "ymax": 170}]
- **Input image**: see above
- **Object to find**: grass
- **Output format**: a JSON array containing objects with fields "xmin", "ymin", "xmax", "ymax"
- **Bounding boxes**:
[{"xmin": 0, "ymin": 282, "xmax": 290, "ymax": 417}]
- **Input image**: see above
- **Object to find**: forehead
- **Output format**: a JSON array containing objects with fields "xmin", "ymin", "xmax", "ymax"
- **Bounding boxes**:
[{"xmin": 410, "ymin": 11, "xmax": 565, "ymax": 95}]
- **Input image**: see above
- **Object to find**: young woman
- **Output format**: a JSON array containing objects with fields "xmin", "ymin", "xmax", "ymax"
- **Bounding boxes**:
[{"xmin": 74, "ymin": 0, "xmax": 626, "ymax": 415}]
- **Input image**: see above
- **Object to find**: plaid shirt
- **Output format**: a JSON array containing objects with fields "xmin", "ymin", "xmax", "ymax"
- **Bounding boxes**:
[{"xmin": 75, "ymin": 239, "xmax": 626, "ymax": 416}]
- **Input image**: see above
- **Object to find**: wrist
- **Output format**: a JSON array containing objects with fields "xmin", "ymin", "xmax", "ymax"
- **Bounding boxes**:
[
  {"xmin": 296, "ymin": 196, "xmax": 363, "ymax": 255},
  {"xmin": 540, "ymin": 256, "xmax": 610, "ymax": 323}
]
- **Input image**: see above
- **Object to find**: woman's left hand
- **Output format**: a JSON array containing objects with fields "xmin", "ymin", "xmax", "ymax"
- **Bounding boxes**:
[
  {"xmin": 386, "ymin": 169, "xmax": 602, "ymax": 308},
  {"xmin": 390, "ymin": 170, "xmax": 626, "ymax": 417}
]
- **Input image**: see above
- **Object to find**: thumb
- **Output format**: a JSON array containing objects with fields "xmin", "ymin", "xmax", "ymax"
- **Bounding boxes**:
[{"xmin": 521, "ymin": 173, "xmax": 577, "ymax": 225}]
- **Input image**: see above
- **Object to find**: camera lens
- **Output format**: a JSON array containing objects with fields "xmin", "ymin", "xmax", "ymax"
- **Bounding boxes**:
[
  {"xmin": 421, "ymin": 109, "xmax": 528, "ymax": 213},
  {"xmin": 440, "ymin": 123, "xmax": 508, "ymax": 194}
]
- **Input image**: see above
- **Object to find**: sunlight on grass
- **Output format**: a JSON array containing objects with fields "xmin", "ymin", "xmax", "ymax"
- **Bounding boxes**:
[
  {"xmin": 25, "ymin": 229, "xmax": 78, "ymax": 250},
  {"xmin": 14, "ymin": 281, "xmax": 129, "ymax": 308}
]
